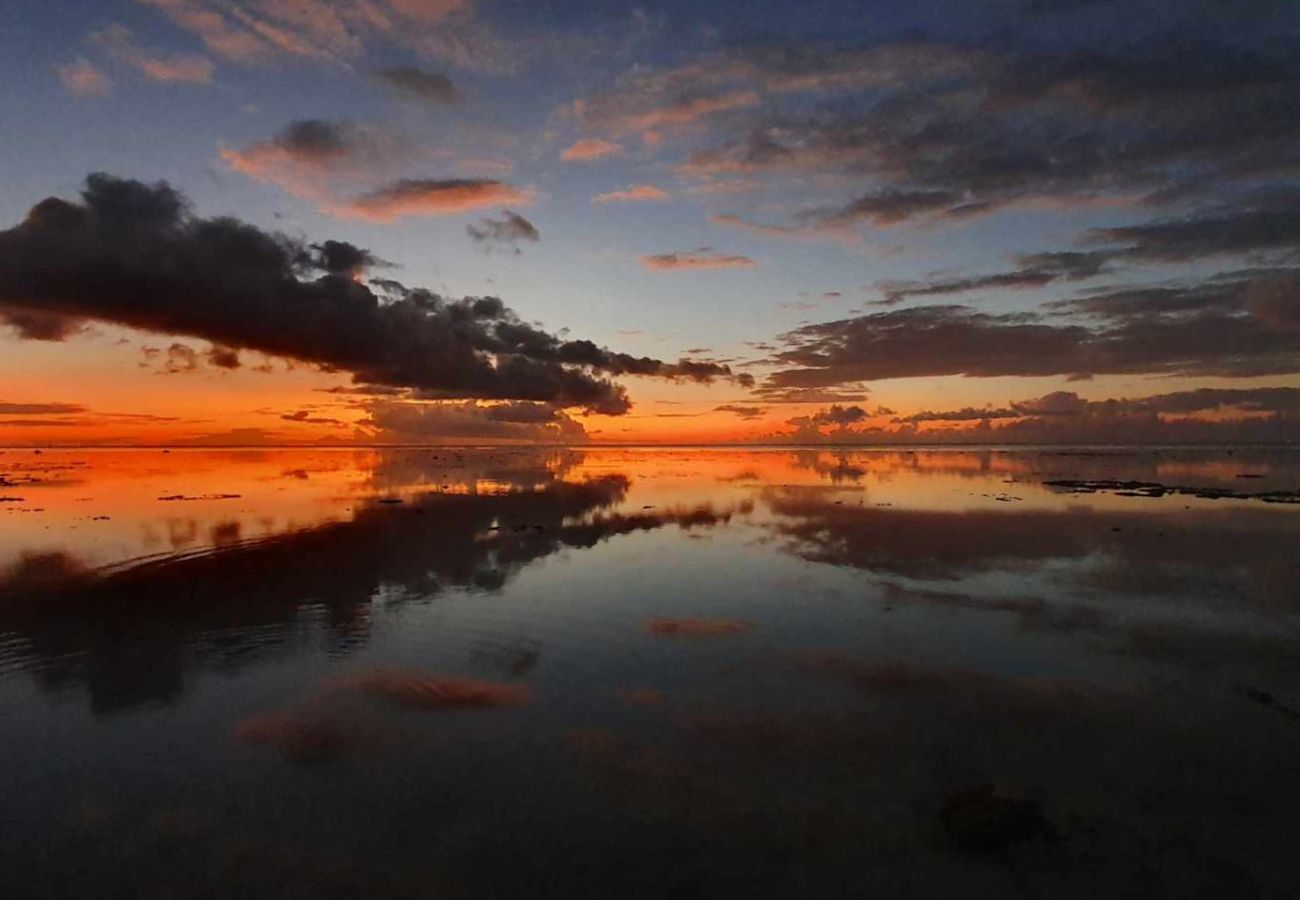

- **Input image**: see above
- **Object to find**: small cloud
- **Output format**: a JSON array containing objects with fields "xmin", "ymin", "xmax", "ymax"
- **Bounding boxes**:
[
  {"xmin": 593, "ymin": 184, "xmax": 668, "ymax": 203},
  {"xmin": 281, "ymin": 410, "xmax": 346, "ymax": 426},
  {"xmin": 466, "ymin": 210, "xmax": 540, "ymax": 251},
  {"xmin": 55, "ymin": 58, "xmax": 111, "ymax": 96},
  {"xmin": 715, "ymin": 404, "xmax": 766, "ymax": 420},
  {"xmin": 560, "ymin": 138, "xmax": 623, "ymax": 161},
  {"xmin": 0, "ymin": 402, "xmax": 88, "ymax": 415},
  {"xmin": 206, "ymin": 345, "xmax": 240, "ymax": 369},
  {"xmin": 687, "ymin": 178, "xmax": 760, "ymax": 196},
  {"xmin": 334, "ymin": 670, "xmax": 531, "ymax": 709},
  {"xmin": 163, "ymin": 342, "xmax": 199, "ymax": 373},
  {"xmin": 339, "ymin": 178, "xmax": 531, "ymax": 222},
  {"xmin": 641, "ymin": 248, "xmax": 755, "ymax": 271},
  {"xmin": 787, "ymin": 404, "xmax": 870, "ymax": 430},
  {"xmin": 221, "ymin": 119, "xmax": 405, "ymax": 201},
  {"xmin": 373, "ymin": 66, "xmax": 461, "ymax": 104}
]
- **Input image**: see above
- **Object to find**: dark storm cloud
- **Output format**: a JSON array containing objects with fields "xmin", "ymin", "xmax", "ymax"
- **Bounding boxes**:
[
  {"xmin": 466, "ymin": 211, "xmax": 540, "ymax": 249},
  {"xmin": 0, "ymin": 174, "xmax": 743, "ymax": 413},
  {"xmin": 373, "ymin": 66, "xmax": 462, "ymax": 104}
]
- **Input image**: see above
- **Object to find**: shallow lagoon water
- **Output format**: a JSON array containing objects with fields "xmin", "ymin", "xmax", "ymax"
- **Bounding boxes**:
[{"xmin": 2, "ymin": 446, "xmax": 1299, "ymax": 898}]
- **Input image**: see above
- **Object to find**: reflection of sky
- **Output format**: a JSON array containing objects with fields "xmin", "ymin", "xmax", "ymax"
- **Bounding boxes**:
[
  {"xmin": 2, "ymin": 446, "xmax": 1299, "ymax": 896},
  {"xmin": 5, "ymin": 445, "xmax": 1300, "ymax": 573}
]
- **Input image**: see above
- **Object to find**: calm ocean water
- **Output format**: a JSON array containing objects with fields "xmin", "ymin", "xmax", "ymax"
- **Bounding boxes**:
[{"xmin": 2, "ymin": 446, "xmax": 1298, "ymax": 898}]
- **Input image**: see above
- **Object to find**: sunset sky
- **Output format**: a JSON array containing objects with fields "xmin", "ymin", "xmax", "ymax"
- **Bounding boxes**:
[{"xmin": 1, "ymin": 0, "xmax": 1298, "ymax": 445}]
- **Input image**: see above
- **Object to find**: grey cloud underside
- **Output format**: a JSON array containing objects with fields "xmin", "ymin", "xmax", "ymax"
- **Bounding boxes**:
[
  {"xmin": 0, "ymin": 174, "xmax": 741, "ymax": 413},
  {"xmin": 869, "ymin": 191, "xmax": 1300, "ymax": 306},
  {"xmin": 878, "ymin": 252, "xmax": 1110, "ymax": 305},
  {"xmin": 714, "ymin": 404, "xmax": 766, "ymax": 420},
  {"xmin": 261, "ymin": 119, "xmax": 366, "ymax": 163},
  {"xmin": 373, "ymin": 66, "xmax": 462, "ymax": 104},
  {"xmin": 467, "ymin": 211, "xmax": 540, "ymax": 246}
]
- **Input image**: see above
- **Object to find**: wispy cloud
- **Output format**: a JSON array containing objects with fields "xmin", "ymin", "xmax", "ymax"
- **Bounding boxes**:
[
  {"xmin": 373, "ymin": 66, "xmax": 461, "ymax": 104},
  {"xmin": 140, "ymin": 0, "xmax": 485, "ymax": 69},
  {"xmin": 54, "ymin": 58, "xmax": 111, "ymax": 96},
  {"xmin": 560, "ymin": 138, "xmax": 623, "ymax": 161},
  {"xmin": 222, "ymin": 119, "xmax": 407, "ymax": 201},
  {"xmin": 90, "ymin": 23, "xmax": 214, "ymax": 83},
  {"xmin": 466, "ymin": 210, "xmax": 540, "ymax": 251},
  {"xmin": 593, "ymin": 184, "xmax": 667, "ymax": 203},
  {"xmin": 641, "ymin": 248, "xmax": 755, "ymax": 271}
]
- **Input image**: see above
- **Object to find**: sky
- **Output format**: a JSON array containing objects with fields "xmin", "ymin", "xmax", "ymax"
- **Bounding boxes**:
[{"xmin": 0, "ymin": 0, "xmax": 1298, "ymax": 445}]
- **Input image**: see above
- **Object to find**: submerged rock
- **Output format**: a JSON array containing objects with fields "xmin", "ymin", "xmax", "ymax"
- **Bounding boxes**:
[
  {"xmin": 336, "ymin": 669, "xmax": 531, "ymax": 709},
  {"xmin": 645, "ymin": 617, "xmax": 751, "ymax": 637},
  {"xmin": 231, "ymin": 713, "xmax": 370, "ymax": 765},
  {"xmin": 938, "ymin": 784, "xmax": 1056, "ymax": 854}
]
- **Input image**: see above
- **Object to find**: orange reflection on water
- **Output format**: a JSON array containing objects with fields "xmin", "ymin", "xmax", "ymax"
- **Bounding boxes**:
[{"xmin": 3, "ymin": 445, "xmax": 1297, "ymax": 584}]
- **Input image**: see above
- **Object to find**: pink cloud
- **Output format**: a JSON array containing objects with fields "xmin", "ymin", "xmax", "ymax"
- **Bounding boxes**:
[
  {"xmin": 623, "ymin": 90, "xmax": 760, "ymax": 132},
  {"xmin": 141, "ymin": 0, "xmax": 477, "ymax": 68},
  {"xmin": 91, "ymin": 24, "xmax": 214, "ymax": 84},
  {"xmin": 593, "ymin": 184, "xmax": 668, "ymax": 203},
  {"xmin": 54, "ymin": 58, "xmax": 111, "ymax": 96},
  {"xmin": 561, "ymin": 138, "xmax": 623, "ymax": 161},
  {"xmin": 641, "ymin": 249, "xmax": 755, "ymax": 271},
  {"xmin": 337, "ymin": 178, "xmax": 531, "ymax": 222}
]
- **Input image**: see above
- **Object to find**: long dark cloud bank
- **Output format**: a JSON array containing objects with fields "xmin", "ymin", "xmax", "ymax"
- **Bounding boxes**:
[
  {"xmin": 768, "ymin": 293, "xmax": 1300, "ymax": 388},
  {"xmin": 0, "ymin": 174, "xmax": 744, "ymax": 413}
]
